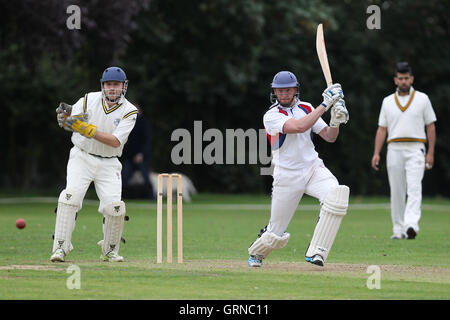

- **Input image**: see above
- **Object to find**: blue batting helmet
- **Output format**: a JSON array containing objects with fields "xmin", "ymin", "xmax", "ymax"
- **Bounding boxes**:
[
  {"xmin": 270, "ymin": 71, "xmax": 299, "ymax": 104},
  {"xmin": 271, "ymin": 71, "xmax": 298, "ymax": 88}
]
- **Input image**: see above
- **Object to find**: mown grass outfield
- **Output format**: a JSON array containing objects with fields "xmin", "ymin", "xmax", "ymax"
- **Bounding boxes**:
[{"xmin": 0, "ymin": 194, "xmax": 449, "ymax": 300}]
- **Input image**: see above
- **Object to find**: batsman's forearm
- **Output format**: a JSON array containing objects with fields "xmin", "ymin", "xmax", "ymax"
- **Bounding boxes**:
[
  {"xmin": 94, "ymin": 131, "xmax": 121, "ymax": 148},
  {"xmin": 283, "ymin": 106, "xmax": 326, "ymax": 133},
  {"xmin": 426, "ymin": 123, "xmax": 436, "ymax": 155},
  {"xmin": 325, "ymin": 126, "xmax": 339, "ymax": 142}
]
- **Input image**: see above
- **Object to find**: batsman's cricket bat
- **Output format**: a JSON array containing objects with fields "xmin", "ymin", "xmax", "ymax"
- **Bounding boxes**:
[{"xmin": 316, "ymin": 23, "xmax": 333, "ymax": 86}]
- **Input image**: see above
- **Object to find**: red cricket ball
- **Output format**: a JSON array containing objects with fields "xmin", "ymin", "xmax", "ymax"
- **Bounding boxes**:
[{"xmin": 16, "ymin": 218, "xmax": 26, "ymax": 229}]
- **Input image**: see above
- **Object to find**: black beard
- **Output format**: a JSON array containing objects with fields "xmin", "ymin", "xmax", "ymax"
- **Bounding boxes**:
[{"xmin": 398, "ymin": 86, "xmax": 410, "ymax": 94}]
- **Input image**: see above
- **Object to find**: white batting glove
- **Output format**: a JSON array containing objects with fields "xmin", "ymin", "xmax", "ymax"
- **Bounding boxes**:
[
  {"xmin": 329, "ymin": 99, "xmax": 349, "ymax": 128},
  {"xmin": 321, "ymin": 83, "xmax": 344, "ymax": 111}
]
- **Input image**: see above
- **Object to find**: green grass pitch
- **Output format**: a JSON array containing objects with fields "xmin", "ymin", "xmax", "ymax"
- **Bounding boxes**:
[{"xmin": 0, "ymin": 194, "xmax": 449, "ymax": 300}]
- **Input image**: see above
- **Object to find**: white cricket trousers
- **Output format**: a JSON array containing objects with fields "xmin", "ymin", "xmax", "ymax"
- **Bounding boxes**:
[
  {"xmin": 267, "ymin": 159, "xmax": 338, "ymax": 236},
  {"xmin": 65, "ymin": 146, "xmax": 122, "ymax": 213},
  {"xmin": 386, "ymin": 143, "xmax": 425, "ymax": 235}
]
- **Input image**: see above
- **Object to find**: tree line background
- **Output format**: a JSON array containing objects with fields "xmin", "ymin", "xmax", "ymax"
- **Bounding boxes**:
[{"xmin": 1, "ymin": 0, "xmax": 449, "ymax": 196}]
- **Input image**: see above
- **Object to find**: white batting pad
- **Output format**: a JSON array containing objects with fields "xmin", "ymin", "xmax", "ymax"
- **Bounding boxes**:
[
  {"xmin": 248, "ymin": 231, "xmax": 290, "ymax": 259},
  {"xmin": 102, "ymin": 201, "xmax": 126, "ymax": 255},
  {"xmin": 52, "ymin": 189, "xmax": 81, "ymax": 254},
  {"xmin": 305, "ymin": 185, "xmax": 349, "ymax": 261}
]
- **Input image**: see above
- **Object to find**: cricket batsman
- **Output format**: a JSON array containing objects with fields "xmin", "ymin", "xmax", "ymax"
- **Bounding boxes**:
[
  {"xmin": 51, "ymin": 66, "xmax": 138, "ymax": 262},
  {"xmin": 248, "ymin": 71, "xmax": 350, "ymax": 267}
]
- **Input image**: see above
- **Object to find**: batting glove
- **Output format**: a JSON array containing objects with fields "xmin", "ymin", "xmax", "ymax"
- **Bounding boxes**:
[
  {"xmin": 329, "ymin": 99, "xmax": 349, "ymax": 128},
  {"xmin": 321, "ymin": 83, "xmax": 344, "ymax": 111}
]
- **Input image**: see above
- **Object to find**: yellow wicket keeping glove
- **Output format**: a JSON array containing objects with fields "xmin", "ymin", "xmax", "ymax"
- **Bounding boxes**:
[
  {"xmin": 71, "ymin": 119, "xmax": 97, "ymax": 138},
  {"xmin": 64, "ymin": 114, "xmax": 97, "ymax": 138},
  {"xmin": 56, "ymin": 102, "xmax": 72, "ymax": 127}
]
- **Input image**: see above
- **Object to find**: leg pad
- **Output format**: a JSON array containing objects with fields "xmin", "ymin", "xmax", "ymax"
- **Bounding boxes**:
[
  {"xmin": 52, "ymin": 189, "xmax": 81, "ymax": 254},
  {"xmin": 306, "ymin": 185, "xmax": 349, "ymax": 261},
  {"xmin": 102, "ymin": 201, "xmax": 126, "ymax": 255},
  {"xmin": 248, "ymin": 231, "xmax": 290, "ymax": 259}
]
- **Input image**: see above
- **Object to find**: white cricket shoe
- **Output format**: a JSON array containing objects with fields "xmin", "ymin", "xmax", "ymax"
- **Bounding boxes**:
[
  {"xmin": 305, "ymin": 254, "xmax": 324, "ymax": 266},
  {"xmin": 248, "ymin": 255, "xmax": 263, "ymax": 267},
  {"xmin": 101, "ymin": 251, "xmax": 124, "ymax": 262},
  {"xmin": 50, "ymin": 249, "xmax": 66, "ymax": 262}
]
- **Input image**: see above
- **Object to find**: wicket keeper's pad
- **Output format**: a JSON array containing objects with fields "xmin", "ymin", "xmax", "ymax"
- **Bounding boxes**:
[
  {"xmin": 306, "ymin": 185, "xmax": 349, "ymax": 261},
  {"xmin": 53, "ymin": 189, "xmax": 82, "ymax": 254},
  {"xmin": 102, "ymin": 201, "xmax": 126, "ymax": 255},
  {"xmin": 248, "ymin": 231, "xmax": 290, "ymax": 259}
]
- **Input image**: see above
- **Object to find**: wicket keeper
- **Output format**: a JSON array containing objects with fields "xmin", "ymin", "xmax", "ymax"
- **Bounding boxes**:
[{"xmin": 51, "ymin": 66, "xmax": 138, "ymax": 262}]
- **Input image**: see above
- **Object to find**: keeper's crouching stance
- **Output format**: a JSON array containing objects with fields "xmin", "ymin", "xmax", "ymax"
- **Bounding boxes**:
[
  {"xmin": 248, "ymin": 71, "xmax": 350, "ymax": 267},
  {"xmin": 51, "ymin": 66, "xmax": 138, "ymax": 262}
]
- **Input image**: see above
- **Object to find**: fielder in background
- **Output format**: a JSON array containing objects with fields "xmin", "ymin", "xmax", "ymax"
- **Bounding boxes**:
[
  {"xmin": 371, "ymin": 62, "xmax": 436, "ymax": 240},
  {"xmin": 52, "ymin": 66, "xmax": 138, "ymax": 262},
  {"xmin": 248, "ymin": 71, "xmax": 350, "ymax": 267},
  {"xmin": 121, "ymin": 105, "xmax": 154, "ymax": 200}
]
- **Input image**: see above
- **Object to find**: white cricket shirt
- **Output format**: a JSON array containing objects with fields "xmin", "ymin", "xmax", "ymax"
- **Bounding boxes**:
[
  {"xmin": 70, "ymin": 91, "xmax": 138, "ymax": 157},
  {"xmin": 264, "ymin": 98, "xmax": 327, "ymax": 170},
  {"xmin": 378, "ymin": 86, "xmax": 436, "ymax": 149}
]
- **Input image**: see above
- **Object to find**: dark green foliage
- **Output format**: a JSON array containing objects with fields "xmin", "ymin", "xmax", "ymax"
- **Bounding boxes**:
[{"xmin": 1, "ymin": 0, "xmax": 448, "ymax": 195}]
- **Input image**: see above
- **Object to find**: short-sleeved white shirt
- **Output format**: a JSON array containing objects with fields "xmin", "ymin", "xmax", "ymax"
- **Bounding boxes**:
[
  {"xmin": 70, "ymin": 91, "xmax": 138, "ymax": 157},
  {"xmin": 263, "ymin": 99, "xmax": 327, "ymax": 170},
  {"xmin": 378, "ymin": 87, "xmax": 436, "ymax": 148}
]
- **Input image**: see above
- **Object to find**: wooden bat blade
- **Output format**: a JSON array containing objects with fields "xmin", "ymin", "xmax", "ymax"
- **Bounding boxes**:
[{"xmin": 316, "ymin": 23, "xmax": 333, "ymax": 86}]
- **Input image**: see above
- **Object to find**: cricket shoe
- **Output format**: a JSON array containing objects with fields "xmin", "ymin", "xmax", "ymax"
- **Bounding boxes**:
[
  {"xmin": 406, "ymin": 227, "xmax": 417, "ymax": 239},
  {"xmin": 248, "ymin": 255, "xmax": 263, "ymax": 267},
  {"xmin": 305, "ymin": 254, "xmax": 324, "ymax": 266},
  {"xmin": 391, "ymin": 233, "xmax": 406, "ymax": 240},
  {"xmin": 50, "ymin": 249, "xmax": 66, "ymax": 262},
  {"xmin": 101, "ymin": 251, "xmax": 124, "ymax": 262}
]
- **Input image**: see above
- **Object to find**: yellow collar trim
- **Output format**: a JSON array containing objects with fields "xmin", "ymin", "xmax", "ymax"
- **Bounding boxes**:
[
  {"xmin": 102, "ymin": 99, "xmax": 122, "ymax": 114},
  {"xmin": 83, "ymin": 94, "xmax": 88, "ymax": 113},
  {"xmin": 394, "ymin": 89, "xmax": 416, "ymax": 112}
]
